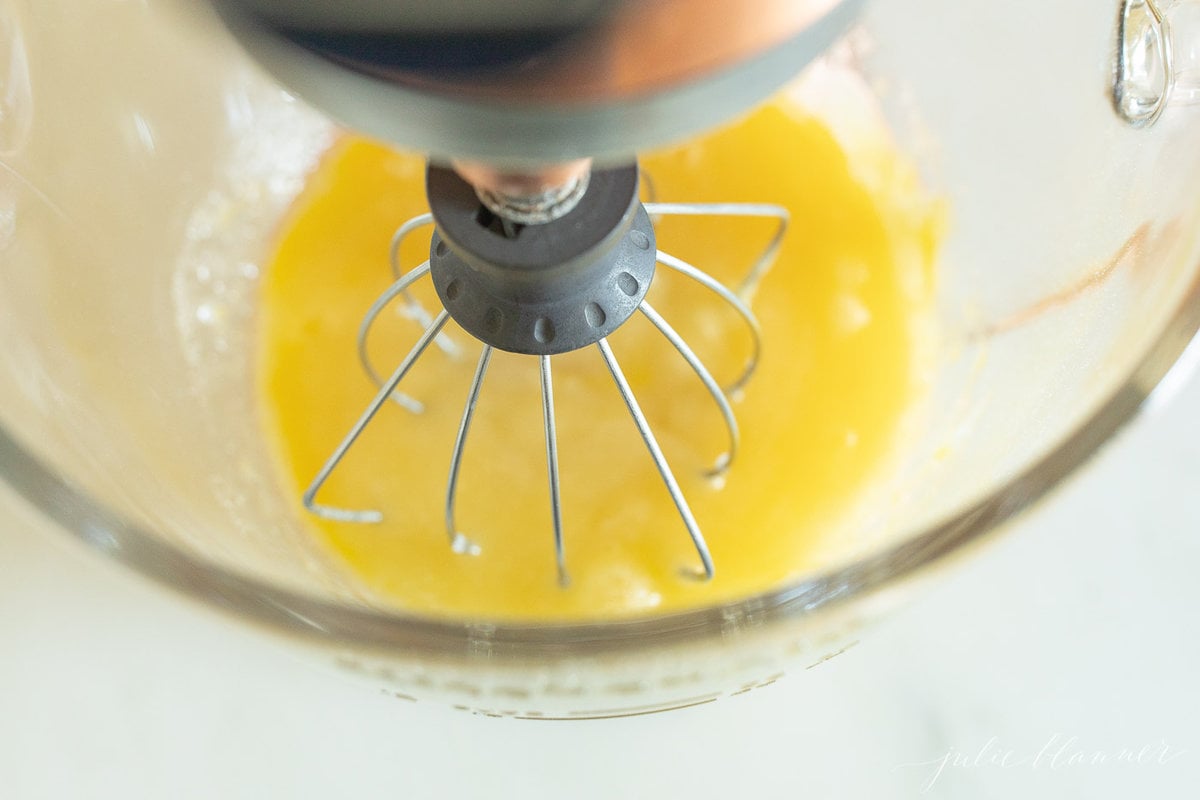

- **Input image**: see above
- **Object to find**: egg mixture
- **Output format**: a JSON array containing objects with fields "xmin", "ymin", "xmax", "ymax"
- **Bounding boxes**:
[{"xmin": 257, "ymin": 102, "xmax": 937, "ymax": 620}]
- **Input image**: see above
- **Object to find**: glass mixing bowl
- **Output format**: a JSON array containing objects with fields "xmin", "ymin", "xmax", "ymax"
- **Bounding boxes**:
[{"xmin": 3, "ymin": 0, "xmax": 1200, "ymax": 718}]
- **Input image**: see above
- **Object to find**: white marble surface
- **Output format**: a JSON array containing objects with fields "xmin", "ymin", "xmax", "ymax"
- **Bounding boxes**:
[{"xmin": 2, "ymin": 360, "xmax": 1199, "ymax": 799}]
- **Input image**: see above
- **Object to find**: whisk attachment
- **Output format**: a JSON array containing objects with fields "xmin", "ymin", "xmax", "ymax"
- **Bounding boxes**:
[{"xmin": 304, "ymin": 161, "xmax": 789, "ymax": 584}]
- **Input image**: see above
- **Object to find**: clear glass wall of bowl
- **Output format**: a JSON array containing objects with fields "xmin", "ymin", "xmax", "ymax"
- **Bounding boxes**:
[{"xmin": 2, "ymin": 0, "xmax": 1199, "ymax": 717}]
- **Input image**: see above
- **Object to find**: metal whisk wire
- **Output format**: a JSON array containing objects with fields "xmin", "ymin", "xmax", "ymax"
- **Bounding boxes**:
[
  {"xmin": 643, "ymin": 202, "xmax": 789, "ymax": 301},
  {"xmin": 305, "ymin": 198, "xmax": 788, "ymax": 582},
  {"xmin": 303, "ymin": 261, "xmax": 445, "ymax": 524}
]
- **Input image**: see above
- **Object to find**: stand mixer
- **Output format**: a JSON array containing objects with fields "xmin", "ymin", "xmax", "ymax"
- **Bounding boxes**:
[
  {"xmin": 4, "ymin": 0, "xmax": 1200, "ymax": 717},
  {"xmin": 210, "ymin": 0, "xmax": 860, "ymax": 583}
]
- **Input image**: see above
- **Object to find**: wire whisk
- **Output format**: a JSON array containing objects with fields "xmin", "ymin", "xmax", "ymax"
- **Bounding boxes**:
[{"xmin": 303, "ymin": 163, "xmax": 787, "ymax": 585}]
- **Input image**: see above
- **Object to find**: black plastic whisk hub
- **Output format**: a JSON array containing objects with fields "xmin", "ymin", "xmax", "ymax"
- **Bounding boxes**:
[{"xmin": 426, "ymin": 163, "xmax": 657, "ymax": 356}]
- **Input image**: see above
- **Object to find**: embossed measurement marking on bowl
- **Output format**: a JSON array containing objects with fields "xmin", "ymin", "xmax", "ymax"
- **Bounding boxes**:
[{"xmin": 257, "ymin": 102, "xmax": 940, "ymax": 620}]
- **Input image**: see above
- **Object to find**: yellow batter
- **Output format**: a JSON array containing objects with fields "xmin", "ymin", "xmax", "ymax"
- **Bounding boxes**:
[{"xmin": 258, "ymin": 102, "xmax": 937, "ymax": 620}]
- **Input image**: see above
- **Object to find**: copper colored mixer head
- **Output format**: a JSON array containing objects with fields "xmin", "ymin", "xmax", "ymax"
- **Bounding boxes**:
[{"xmin": 210, "ymin": 0, "xmax": 862, "ymax": 199}]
